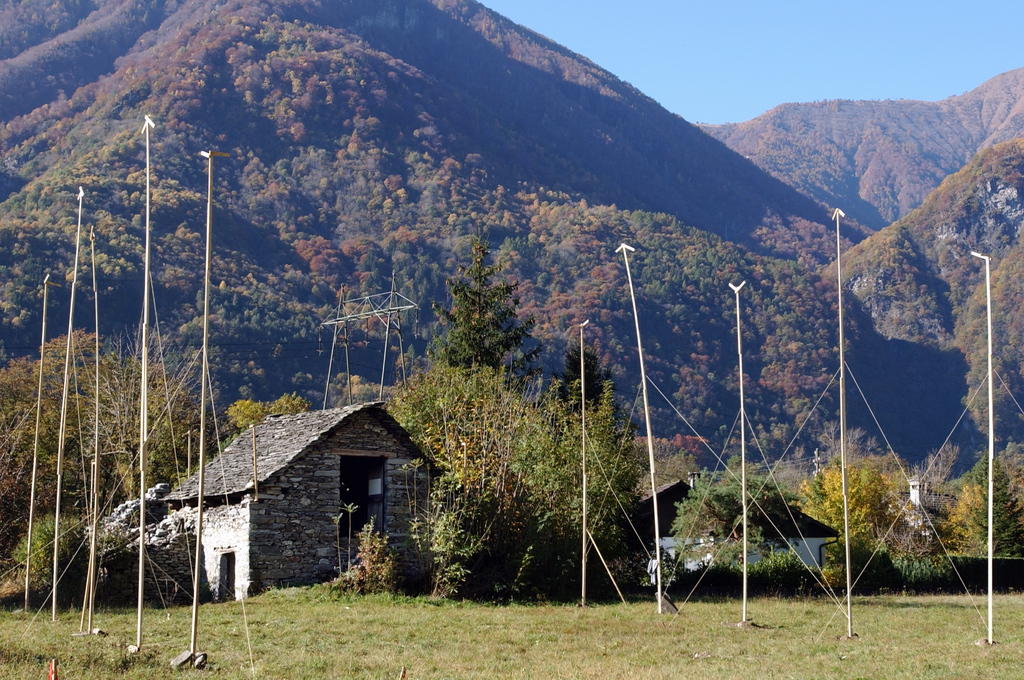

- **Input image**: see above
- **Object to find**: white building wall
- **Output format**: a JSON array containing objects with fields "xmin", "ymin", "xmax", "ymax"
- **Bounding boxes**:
[
  {"xmin": 201, "ymin": 501, "xmax": 252, "ymax": 601},
  {"xmin": 663, "ymin": 535, "xmax": 831, "ymax": 571},
  {"xmin": 786, "ymin": 537, "xmax": 828, "ymax": 569}
]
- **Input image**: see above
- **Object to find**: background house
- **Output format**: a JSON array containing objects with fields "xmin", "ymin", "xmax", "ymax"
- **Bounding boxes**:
[{"xmin": 635, "ymin": 479, "xmax": 838, "ymax": 571}]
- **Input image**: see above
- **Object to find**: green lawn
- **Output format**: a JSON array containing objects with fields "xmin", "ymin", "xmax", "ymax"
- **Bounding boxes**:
[{"xmin": 1, "ymin": 590, "xmax": 1021, "ymax": 679}]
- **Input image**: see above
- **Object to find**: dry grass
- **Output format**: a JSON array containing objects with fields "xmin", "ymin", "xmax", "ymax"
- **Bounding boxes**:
[{"xmin": 1, "ymin": 590, "xmax": 1022, "ymax": 679}]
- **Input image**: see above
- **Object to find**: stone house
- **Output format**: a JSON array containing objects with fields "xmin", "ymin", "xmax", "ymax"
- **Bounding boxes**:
[{"xmin": 161, "ymin": 402, "xmax": 430, "ymax": 601}]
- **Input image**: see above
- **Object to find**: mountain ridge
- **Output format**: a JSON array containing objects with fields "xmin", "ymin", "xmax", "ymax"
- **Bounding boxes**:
[
  {"xmin": 1, "ymin": 0, "xmax": 868, "ymax": 262},
  {"xmin": 703, "ymin": 68, "xmax": 1024, "ymax": 229}
]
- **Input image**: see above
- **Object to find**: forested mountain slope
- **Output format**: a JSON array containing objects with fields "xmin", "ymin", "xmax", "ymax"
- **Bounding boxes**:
[
  {"xmin": 0, "ymin": 0, "xmax": 860, "ymax": 261},
  {"xmin": 843, "ymin": 139, "xmax": 1024, "ymax": 446},
  {"xmin": 0, "ymin": 0, "xmax": 954, "ymax": 458}
]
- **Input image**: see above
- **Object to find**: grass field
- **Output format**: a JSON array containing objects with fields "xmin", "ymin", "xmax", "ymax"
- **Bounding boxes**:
[{"xmin": 1, "ymin": 590, "xmax": 1022, "ymax": 679}]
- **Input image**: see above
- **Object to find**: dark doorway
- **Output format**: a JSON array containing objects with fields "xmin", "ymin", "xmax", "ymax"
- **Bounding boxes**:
[
  {"xmin": 218, "ymin": 552, "xmax": 235, "ymax": 600},
  {"xmin": 340, "ymin": 456, "xmax": 386, "ymax": 531}
]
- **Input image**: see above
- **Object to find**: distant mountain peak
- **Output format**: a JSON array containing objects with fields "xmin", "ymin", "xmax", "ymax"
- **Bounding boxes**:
[{"xmin": 703, "ymin": 66, "xmax": 1024, "ymax": 230}]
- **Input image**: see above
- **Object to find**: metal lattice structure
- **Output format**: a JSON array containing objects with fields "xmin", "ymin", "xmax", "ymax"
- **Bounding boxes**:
[
  {"xmin": 321, "ymin": 277, "xmax": 418, "ymax": 407},
  {"xmin": 321, "ymin": 290, "xmax": 417, "ymax": 327}
]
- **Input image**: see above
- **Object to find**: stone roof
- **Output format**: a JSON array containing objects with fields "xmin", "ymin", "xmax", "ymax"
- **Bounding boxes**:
[{"xmin": 166, "ymin": 402, "xmax": 395, "ymax": 501}]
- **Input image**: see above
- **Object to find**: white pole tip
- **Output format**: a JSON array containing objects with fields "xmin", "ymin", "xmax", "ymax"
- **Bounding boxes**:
[
  {"xmin": 832, "ymin": 208, "xmax": 846, "ymax": 220},
  {"xmin": 615, "ymin": 243, "xmax": 636, "ymax": 253}
]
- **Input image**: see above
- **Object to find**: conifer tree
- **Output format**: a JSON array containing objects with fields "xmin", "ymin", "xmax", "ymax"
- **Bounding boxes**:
[
  {"xmin": 432, "ymin": 238, "xmax": 538, "ymax": 375},
  {"xmin": 945, "ymin": 458, "xmax": 1024, "ymax": 557},
  {"xmin": 556, "ymin": 339, "xmax": 611, "ymax": 407},
  {"xmin": 968, "ymin": 459, "xmax": 1024, "ymax": 557}
]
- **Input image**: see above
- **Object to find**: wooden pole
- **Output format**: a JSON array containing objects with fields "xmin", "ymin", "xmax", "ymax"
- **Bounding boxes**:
[
  {"xmin": 78, "ymin": 455, "xmax": 97, "ymax": 634},
  {"xmin": 85, "ymin": 227, "xmax": 101, "ymax": 633},
  {"xmin": 250, "ymin": 424, "xmax": 259, "ymax": 501},
  {"xmin": 52, "ymin": 187, "xmax": 85, "ymax": 622},
  {"xmin": 616, "ymin": 243, "xmax": 663, "ymax": 613},
  {"xmin": 972, "ymin": 250, "xmax": 994, "ymax": 645},
  {"xmin": 587, "ymin": 530, "xmax": 625, "ymax": 604},
  {"xmin": 833, "ymin": 209, "xmax": 854, "ymax": 638},
  {"xmin": 24, "ymin": 274, "xmax": 55, "ymax": 611},
  {"xmin": 579, "ymin": 320, "xmax": 589, "ymax": 607},
  {"xmin": 133, "ymin": 116, "xmax": 155, "ymax": 652},
  {"xmin": 730, "ymin": 281, "xmax": 749, "ymax": 625},
  {"xmin": 189, "ymin": 149, "xmax": 227, "ymax": 662}
]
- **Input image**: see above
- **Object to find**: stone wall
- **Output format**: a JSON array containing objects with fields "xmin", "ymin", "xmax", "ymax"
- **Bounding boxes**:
[
  {"xmin": 383, "ymin": 456, "xmax": 431, "ymax": 577},
  {"xmin": 100, "ymin": 493, "xmax": 203, "ymax": 606},
  {"xmin": 145, "ymin": 508, "xmax": 202, "ymax": 604},
  {"xmin": 248, "ymin": 441, "xmax": 340, "ymax": 591},
  {"xmin": 247, "ymin": 410, "xmax": 430, "ymax": 592}
]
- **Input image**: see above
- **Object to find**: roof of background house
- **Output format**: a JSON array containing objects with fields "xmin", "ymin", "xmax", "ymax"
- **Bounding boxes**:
[
  {"xmin": 766, "ymin": 508, "xmax": 839, "ymax": 539},
  {"xmin": 165, "ymin": 402, "xmax": 413, "ymax": 502},
  {"xmin": 635, "ymin": 478, "xmax": 839, "ymax": 539},
  {"xmin": 900, "ymin": 489, "xmax": 958, "ymax": 513}
]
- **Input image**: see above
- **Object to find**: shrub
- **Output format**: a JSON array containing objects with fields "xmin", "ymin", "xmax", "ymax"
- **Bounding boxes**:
[
  {"xmin": 390, "ymin": 362, "xmax": 641, "ymax": 600},
  {"xmin": 10, "ymin": 514, "xmax": 86, "ymax": 600},
  {"xmin": 892, "ymin": 555, "xmax": 953, "ymax": 592},
  {"xmin": 334, "ymin": 520, "xmax": 398, "ymax": 595},
  {"xmin": 748, "ymin": 550, "xmax": 817, "ymax": 595}
]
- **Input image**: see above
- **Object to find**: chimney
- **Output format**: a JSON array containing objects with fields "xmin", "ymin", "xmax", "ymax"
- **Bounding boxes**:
[
  {"xmin": 688, "ymin": 471, "xmax": 701, "ymax": 488},
  {"xmin": 909, "ymin": 476, "xmax": 921, "ymax": 507}
]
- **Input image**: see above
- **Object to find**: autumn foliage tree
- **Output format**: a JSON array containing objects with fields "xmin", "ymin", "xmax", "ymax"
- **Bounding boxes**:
[
  {"xmin": 799, "ymin": 457, "xmax": 908, "ymax": 583},
  {"xmin": 226, "ymin": 392, "xmax": 311, "ymax": 432},
  {"xmin": 0, "ymin": 332, "xmax": 201, "ymax": 576},
  {"xmin": 389, "ymin": 362, "xmax": 640, "ymax": 599}
]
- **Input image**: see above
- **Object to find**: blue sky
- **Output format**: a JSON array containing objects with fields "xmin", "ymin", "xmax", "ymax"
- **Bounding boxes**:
[{"xmin": 480, "ymin": 1, "xmax": 1024, "ymax": 124}]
